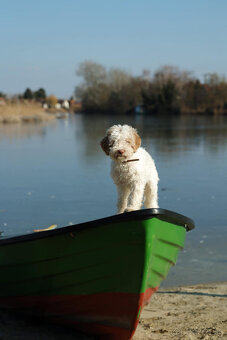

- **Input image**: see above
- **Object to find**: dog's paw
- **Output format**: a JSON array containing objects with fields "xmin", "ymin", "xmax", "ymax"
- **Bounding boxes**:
[{"xmin": 124, "ymin": 208, "xmax": 135, "ymax": 213}]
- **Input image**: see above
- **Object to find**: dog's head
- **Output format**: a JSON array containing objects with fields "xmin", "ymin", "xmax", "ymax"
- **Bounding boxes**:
[{"xmin": 100, "ymin": 124, "xmax": 141, "ymax": 161}]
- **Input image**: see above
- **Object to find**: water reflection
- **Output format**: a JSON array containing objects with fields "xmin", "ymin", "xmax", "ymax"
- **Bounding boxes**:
[
  {"xmin": 75, "ymin": 114, "xmax": 227, "ymax": 161},
  {"xmin": 0, "ymin": 113, "xmax": 227, "ymax": 286},
  {"xmin": 1, "ymin": 114, "xmax": 227, "ymax": 157},
  {"xmin": 0, "ymin": 121, "xmax": 56, "ymax": 141}
]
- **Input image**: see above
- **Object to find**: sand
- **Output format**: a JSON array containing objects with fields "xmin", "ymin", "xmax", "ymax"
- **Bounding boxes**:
[
  {"xmin": 135, "ymin": 282, "xmax": 227, "ymax": 340},
  {"xmin": 0, "ymin": 282, "xmax": 226, "ymax": 340}
]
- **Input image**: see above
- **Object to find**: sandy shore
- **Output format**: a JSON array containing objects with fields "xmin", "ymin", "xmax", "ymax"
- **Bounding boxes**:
[
  {"xmin": 135, "ymin": 282, "xmax": 227, "ymax": 340},
  {"xmin": 0, "ymin": 282, "xmax": 226, "ymax": 339}
]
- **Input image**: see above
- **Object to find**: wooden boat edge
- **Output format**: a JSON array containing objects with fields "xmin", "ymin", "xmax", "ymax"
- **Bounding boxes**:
[{"xmin": 0, "ymin": 208, "xmax": 195, "ymax": 246}]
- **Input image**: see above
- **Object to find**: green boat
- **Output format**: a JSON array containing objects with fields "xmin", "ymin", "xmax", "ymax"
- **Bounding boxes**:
[{"xmin": 0, "ymin": 208, "xmax": 194, "ymax": 339}]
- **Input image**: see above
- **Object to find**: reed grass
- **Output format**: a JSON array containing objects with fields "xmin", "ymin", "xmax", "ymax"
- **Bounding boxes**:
[{"xmin": 0, "ymin": 102, "xmax": 55, "ymax": 123}]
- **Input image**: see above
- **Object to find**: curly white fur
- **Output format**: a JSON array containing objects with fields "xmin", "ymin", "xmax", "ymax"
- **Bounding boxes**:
[{"xmin": 101, "ymin": 124, "xmax": 159, "ymax": 213}]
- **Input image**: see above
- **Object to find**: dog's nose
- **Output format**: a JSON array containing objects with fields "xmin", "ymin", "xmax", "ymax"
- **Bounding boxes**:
[{"xmin": 117, "ymin": 149, "xmax": 125, "ymax": 155}]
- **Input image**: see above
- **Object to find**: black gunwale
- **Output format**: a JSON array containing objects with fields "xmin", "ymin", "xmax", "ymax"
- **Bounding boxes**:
[{"xmin": 0, "ymin": 208, "xmax": 195, "ymax": 246}]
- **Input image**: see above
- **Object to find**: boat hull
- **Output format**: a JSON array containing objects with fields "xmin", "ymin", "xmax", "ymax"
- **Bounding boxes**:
[{"xmin": 0, "ymin": 209, "xmax": 194, "ymax": 339}]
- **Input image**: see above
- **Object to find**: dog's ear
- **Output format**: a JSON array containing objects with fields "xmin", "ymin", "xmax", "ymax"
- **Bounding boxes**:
[
  {"xmin": 100, "ymin": 136, "xmax": 110, "ymax": 155},
  {"xmin": 134, "ymin": 131, "xmax": 141, "ymax": 151}
]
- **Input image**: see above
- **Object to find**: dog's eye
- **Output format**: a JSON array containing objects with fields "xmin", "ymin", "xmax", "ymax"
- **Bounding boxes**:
[
  {"xmin": 126, "ymin": 140, "xmax": 131, "ymax": 144},
  {"xmin": 109, "ymin": 141, "xmax": 114, "ymax": 147}
]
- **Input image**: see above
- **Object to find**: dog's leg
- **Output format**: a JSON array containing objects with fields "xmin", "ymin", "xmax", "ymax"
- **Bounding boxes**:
[
  {"xmin": 126, "ymin": 183, "xmax": 145, "ymax": 212},
  {"xmin": 117, "ymin": 185, "xmax": 130, "ymax": 213},
  {"xmin": 144, "ymin": 181, "xmax": 159, "ymax": 208}
]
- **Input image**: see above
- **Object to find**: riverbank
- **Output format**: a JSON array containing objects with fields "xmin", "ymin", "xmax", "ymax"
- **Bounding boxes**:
[
  {"xmin": 0, "ymin": 103, "xmax": 55, "ymax": 123},
  {"xmin": 0, "ymin": 282, "xmax": 226, "ymax": 339}
]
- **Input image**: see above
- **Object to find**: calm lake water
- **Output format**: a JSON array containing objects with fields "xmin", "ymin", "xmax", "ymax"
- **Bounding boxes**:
[{"xmin": 0, "ymin": 113, "xmax": 227, "ymax": 287}]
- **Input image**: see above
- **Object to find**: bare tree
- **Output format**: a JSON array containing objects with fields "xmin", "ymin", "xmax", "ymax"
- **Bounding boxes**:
[
  {"xmin": 204, "ymin": 73, "xmax": 226, "ymax": 85},
  {"xmin": 153, "ymin": 65, "xmax": 193, "ymax": 90},
  {"xmin": 76, "ymin": 61, "xmax": 107, "ymax": 88},
  {"xmin": 108, "ymin": 68, "xmax": 132, "ymax": 92}
]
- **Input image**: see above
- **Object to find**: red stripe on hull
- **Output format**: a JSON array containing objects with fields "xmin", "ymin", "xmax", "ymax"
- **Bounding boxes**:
[
  {"xmin": 144, "ymin": 286, "xmax": 159, "ymax": 306},
  {"xmin": 0, "ymin": 288, "xmax": 158, "ymax": 340}
]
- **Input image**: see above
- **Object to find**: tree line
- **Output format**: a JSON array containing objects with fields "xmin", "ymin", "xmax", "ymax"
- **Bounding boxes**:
[
  {"xmin": 75, "ymin": 61, "xmax": 227, "ymax": 115},
  {"xmin": 21, "ymin": 88, "xmax": 47, "ymax": 101},
  {"xmin": 0, "ymin": 88, "xmax": 60, "ymax": 108},
  {"xmin": 0, "ymin": 88, "xmax": 47, "ymax": 101}
]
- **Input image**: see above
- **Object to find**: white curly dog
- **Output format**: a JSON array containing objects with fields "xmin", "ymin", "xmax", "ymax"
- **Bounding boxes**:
[{"xmin": 100, "ymin": 124, "xmax": 159, "ymax": 213}]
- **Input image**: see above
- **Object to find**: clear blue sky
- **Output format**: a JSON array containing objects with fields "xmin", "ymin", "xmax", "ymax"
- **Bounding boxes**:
[{"xmin": 1, "ymin": 0, "xmax": 227, "ymax": 98}]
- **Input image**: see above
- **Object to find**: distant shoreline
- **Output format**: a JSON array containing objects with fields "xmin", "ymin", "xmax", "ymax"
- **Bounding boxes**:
[{"xmin": 0, "ymin": 102, "xmax": 56, "ymax": 124}]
